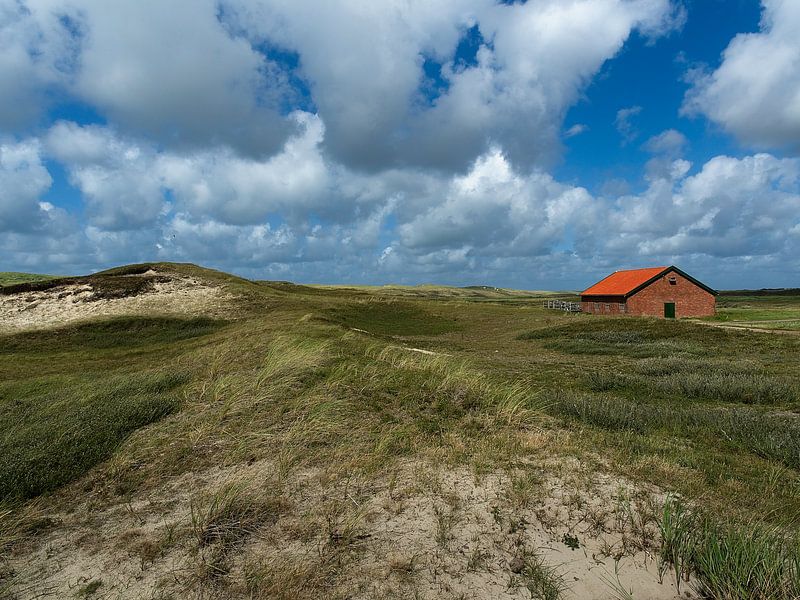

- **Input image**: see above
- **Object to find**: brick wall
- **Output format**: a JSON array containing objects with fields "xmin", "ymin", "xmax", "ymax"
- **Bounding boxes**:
[
  {"xmin": 581, "ymin": 299, "xmax": 627, "ymax": 315},
  {"xmin": 626, "ymin": 271, "xmax": 715, "ymax": 318}
]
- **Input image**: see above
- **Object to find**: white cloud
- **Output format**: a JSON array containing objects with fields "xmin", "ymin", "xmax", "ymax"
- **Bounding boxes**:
[
  {"xmin": 3, "ymin": 0, "xmax": 681, "ymax": 171},
  {"xmin": 683, "ymin": 0, "xmax": 800, "ymax": 152},
  {"xmin": 225, "ymin": 0, "xmax": 680, "ymax": 170},
  {"xmin": 611, "ymin": 153, "xmax": 800, "ymax": 259},
  {"xmin": 0, "ymin": 1, "xmax": 77, "ymax": 129},
  {"xmin": 0, "ymin": 138, "xmax": 53, "ymax": 232},
  {"xmin": 3, "ymin": 0, "xmax": 294, "ymax": 154},
  {"xmin": 398, "ymin": 148, "xmax": 594, "ymax": 258},
  {"xmin": 161, "ymin": 112, "xmax": 331, "ymax": 225},
  {"xmin": 643, "ymin": 129, "xmax": 687, "ymax": 156},
  {"xmin": 642, "ymin": 129, "xmax": 689, "ymax": 180},
  {"xmin": 10, "ymin": 115, "xmax": 800, "ymax": 288},
  {"xmin": 46, "ymin": 122, "xmax": 166, "ymax": 230},
  {"xmin": 615, "ymin": 105, "xmax": 642, "ymax": 144},
  {"xmin": 564, "ymin": 124, "xmax": 589, "ymax": 139},
  {"xmin": 2, "ymin": 1, "xmax": 798, "ymax": 289}
]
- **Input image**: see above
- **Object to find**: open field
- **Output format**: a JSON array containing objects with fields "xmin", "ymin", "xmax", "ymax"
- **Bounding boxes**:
[
  {"xmin": 704, "ymin": 290, "xmax": 800, "ymax": 331},
  {"xmin": 0, "ymin": 273, "xmax": 59, "ymax": 287},
  {"xmin": 1, "ymin": 264, "xmax": 799, "ymax": 599}
]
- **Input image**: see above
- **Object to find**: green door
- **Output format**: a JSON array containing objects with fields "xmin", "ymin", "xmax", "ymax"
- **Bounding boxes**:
[{"xmin": 664, "ymin": 302, "xmax": 675, "ymax": 319}]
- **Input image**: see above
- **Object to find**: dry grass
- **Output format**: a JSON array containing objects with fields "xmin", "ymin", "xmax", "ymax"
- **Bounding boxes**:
[{"xmin": 2, "ymin": 263, "xmax": 799, "ymax": 599}]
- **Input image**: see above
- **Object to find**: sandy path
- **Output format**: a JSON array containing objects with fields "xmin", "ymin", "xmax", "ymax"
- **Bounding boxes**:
[{"xmin": 691, "ymin": 320, "xmax": 800, "ymax": 336}]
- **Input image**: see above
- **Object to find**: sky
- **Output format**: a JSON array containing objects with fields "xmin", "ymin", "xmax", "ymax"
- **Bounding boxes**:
[{"xmin": 1, "ymin": 0, "xmax": 799, "ymax": 290}]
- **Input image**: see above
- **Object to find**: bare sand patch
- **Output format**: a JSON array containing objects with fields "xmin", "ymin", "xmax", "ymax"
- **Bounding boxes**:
[
  {"xmin": 0, "ymin": 272, "xmax": 233, "ymax": 334},
  {"xmin": 4, "ymin": 459, "xmax": 694, "ymax": 599}
]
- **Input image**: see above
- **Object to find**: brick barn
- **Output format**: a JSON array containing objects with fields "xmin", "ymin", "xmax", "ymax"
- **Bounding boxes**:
[{"xmin": 581, "ymin": 266, "xmax": 716, "ymax": 318}]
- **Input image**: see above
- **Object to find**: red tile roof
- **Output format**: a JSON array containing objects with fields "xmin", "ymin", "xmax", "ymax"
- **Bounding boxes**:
[{"xmin": 581, "ymin": 267, "xmax": 668, "ymax": 296}]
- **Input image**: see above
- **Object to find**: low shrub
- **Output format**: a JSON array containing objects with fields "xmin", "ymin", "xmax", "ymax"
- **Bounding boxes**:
[{"xmin": 550, "ymin": 392, "xmax": 800, "ymax": 469}]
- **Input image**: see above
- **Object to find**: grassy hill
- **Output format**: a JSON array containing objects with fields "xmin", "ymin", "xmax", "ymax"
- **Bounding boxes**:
[
  {"xmin": 1, "ymin": 264, "xmax": 799, "ymax": 599},
  {"xmin": 0, "ymin": 272, "xmax": 59, "ymax": 287}
]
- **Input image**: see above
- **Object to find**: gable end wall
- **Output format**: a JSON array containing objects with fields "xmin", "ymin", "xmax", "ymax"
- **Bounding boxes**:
[{"xmin": 626, "ymin": 271, "xmax": 715, "ymax": 317}]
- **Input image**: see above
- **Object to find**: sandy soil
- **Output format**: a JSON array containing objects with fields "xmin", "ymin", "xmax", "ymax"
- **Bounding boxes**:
[
  {"xmin": 0, "ymin": 271, "xmax": 233, "ymax": 334},
  {"xmin": 4, "ymin": 459, "xmax": 695, "ymax": 600}
]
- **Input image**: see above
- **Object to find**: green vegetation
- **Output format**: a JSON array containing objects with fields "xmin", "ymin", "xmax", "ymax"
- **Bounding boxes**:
[
  {"xmin": 325, "ymin": 299, "xmax": 462, "ymax": 336},
  {"xmin": 517, "ymin": 551, "xmax": 567, "ymax": 600},
  {"xmin": 706, "ymin": 291, "xmax": 800, "ymax": 330},
  {"xmin": 1, "ymin": 369, "xmax": 186, "ymax": 500},
  {"xmin": 0, "ymin": 315, "xmax": 227, "ymax": 500},
  {"xmin": 2, "ymin": 264, "xmax": 799, "ymax": 598},
  {"xmin": 659, "ymin": 497, "xmax": 800, "ymax": 599},
  {"xmin": 0, "ymin": 316, "xmax": 225, "ymax": 353},
  {"xmin": 0, "ymin": 272, "xmax": 58, "ymax": 287}
]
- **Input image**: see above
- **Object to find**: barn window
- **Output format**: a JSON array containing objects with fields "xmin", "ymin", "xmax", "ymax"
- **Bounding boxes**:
[
  {"xmin": 619, "ymin": 303, "xmax": 626, "ymax": 313},
  {"xmin": 668, "ymin": 276, "xmax": 677, "ymax": 285},
  {"xmin": 605, "ymin": 303, "xmax": 610, "ymax": 311}
]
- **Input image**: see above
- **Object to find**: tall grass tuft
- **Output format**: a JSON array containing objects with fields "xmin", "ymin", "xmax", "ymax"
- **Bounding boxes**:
[
  {"xmin": 658, "ymin": 497, "xmax": 800, "ymax": 599},
  {"xmin": 191, "ymin": 482, "xmax": 287, "ymax": 549}
]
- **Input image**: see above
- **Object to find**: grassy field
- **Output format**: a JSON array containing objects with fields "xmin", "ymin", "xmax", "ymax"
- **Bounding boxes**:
[
  {"xmin": 1, "ymin": 266, "xmax": 798, "ymax": 599},
  {"xmin": 706, "ymin": 291, "xmax": 800, "ymax": 330},
  {"xmin": 0, "ymin": 272, "xmax": 59, "ymax": 287}
]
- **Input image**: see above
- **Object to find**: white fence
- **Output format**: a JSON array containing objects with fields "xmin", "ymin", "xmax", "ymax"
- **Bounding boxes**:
[{"xmin": 543, "ymin": 300, "xmax": 582, "ymax": 312}]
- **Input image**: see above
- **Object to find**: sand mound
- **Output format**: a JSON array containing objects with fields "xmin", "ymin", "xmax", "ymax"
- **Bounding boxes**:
[
  {"xmin": 5, "ymin": 459, "xmax": 693, "ymax": 599},
  {"xmin": 0, "ymin": 270, "xmax": 233, "ymax": 333}
]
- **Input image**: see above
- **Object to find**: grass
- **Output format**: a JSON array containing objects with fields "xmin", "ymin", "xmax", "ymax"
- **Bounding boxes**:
[
  {"xmin": 191, "ymin": 484, "xmax": 283, "ymax": 548},
  {"xmin": 0, "ymin": 272, "xmax": 58, "ymax": 287},
  {"xmin": 585, "ymin": 357, "xmax": 796, "ymax": 404},
  {"xmin": 658, "ymin": 496, "xmax": 800, "ymax": 599},
  {"xmin": 0, "ymin": 369, "xmax": 187, "ymax": 500},
  {"xmin": 705, "ymin": 294, "xmax": 800, "ymax": 331},
  {"xmin": 550, "ymin": 392, "xmax": 800, "ymax": 469},
  {"xmin": 1, "ymin": 264, "xmax": 800, "ymax": 598},
  {"xmin": 517, "ymin": 551, "xmax": 567, "ymax": 600},
  {"xmin": 0, "ymin": 314, "xmax": 227, "ymax": 500},
  {"xmin": 0, "ymin": 316, "xmax": 226, "ymax": 353},
  {"xmin": 324, "ymin": 299, "xmax": 462, "ymax": 336}
]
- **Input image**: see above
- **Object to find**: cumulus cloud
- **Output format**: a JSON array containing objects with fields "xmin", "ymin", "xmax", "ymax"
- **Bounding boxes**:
[
  {"xmin": 2, "ymin": 0, "xmax": 682, "ymax": 170},
  {"xmin": 1, "ymin": 0, "xmax": 798, "ymax": 289},
  {"xmin": 611, "ymin": 153, "xmax": 800, "ymax": 260},
  {"xmin": 643, "ymin": 129, "xmax": 687, "ymax": 156},
  {"xmin": 642, "ymin": 129, "xmax": 689, "ymax": 180},
  {"xmin": 224, "ymin": 0, "xmax": 680, "ymax": 170},
  {"xmin": 46, "ymin": 122, "xmax": 166, "ymax": 230},
  {"xmin": 161, "ymin": 112, "xmax": 331, "ymax": 225},
  {"xmin": 398, "ymin": 148, "xmax": 594, "ymax": 258},
  {"xmin": 0, "ymin": 1, "xmax": 77, "ymax": 129},
  {"xmin": 683, "ymin": 0, "xmax": 800, "ymax": 152},
  {"xmin": 0, "ymin": 138, "xmax": 53, "ymax": 232},
  {"xmin": 2, "ymin": 0, "xmax": 294, "ymax": 154},
  {"xmin": 0, "ymin": 139, "xmax": 86, "ymax": 271}
]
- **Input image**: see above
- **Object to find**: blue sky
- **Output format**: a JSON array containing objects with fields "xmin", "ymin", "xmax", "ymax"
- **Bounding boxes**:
[{"xmin": 1, "ymin": 0, "xmax": 799, "ymax": 290}]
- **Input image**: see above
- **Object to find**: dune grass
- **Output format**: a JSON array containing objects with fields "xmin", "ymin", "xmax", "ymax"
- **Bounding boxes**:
[
  {"xmin": 658, "ymin": 496, "xmax": 800, "ymax": 599},
  {"xmin": 0, "ymin": 315, "xmax": 227, "ymax": 500},
  {"xmin": 0, "ymin": 369, "xmax": 187, "ymax": 500},
  {"xmin": 550, "ymin": 392, "xmax": 800, "ymax": 470},
  {"xmin": 324, "ymin": 299, "xmax": 463, "ymax": 336},
  {"xmin": 2, "ymin": 265, "xmax": 800, "ymax": 598}
]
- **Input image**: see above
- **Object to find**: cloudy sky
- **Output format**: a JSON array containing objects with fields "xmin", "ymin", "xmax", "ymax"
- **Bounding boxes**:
[{"xmin": 1, "ymin": 0, "xmax": 799, "ymax": 289}]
